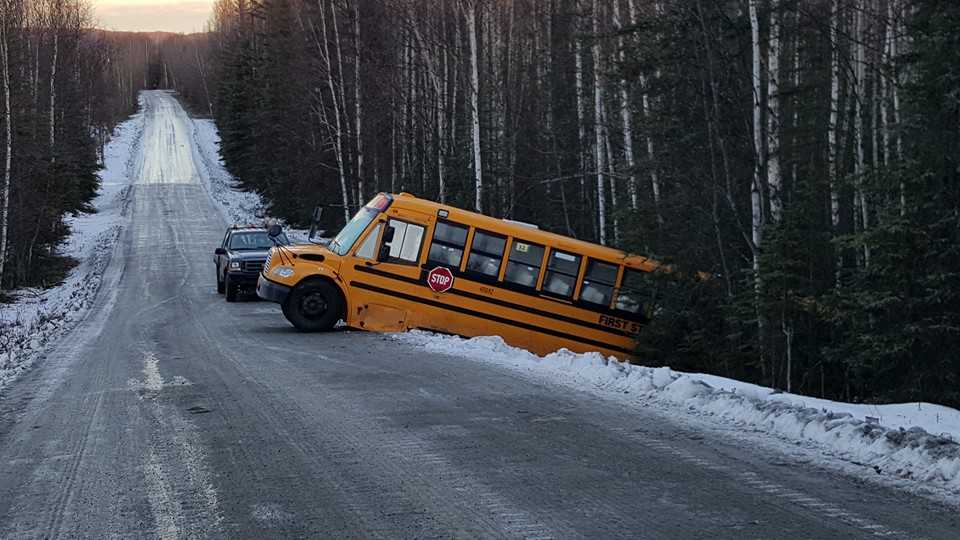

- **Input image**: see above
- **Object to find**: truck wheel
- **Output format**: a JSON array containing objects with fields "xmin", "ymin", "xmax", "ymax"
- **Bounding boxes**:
[
  {"xmin": 216, "ymin": 268, "xmax": 225, "ymax": 294},
  {"xmin": 225, "ymin": 275, "xmax": 238, "ymax": 302},
  {"xmin": 282, "ymin": 280, "xmax": 342, "ymax": 332}
]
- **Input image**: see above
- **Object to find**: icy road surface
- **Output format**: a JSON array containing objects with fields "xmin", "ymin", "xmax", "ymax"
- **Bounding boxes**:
[{"xmin": 0, "ymin": 91, "xmax": 956, "ymax": 539}]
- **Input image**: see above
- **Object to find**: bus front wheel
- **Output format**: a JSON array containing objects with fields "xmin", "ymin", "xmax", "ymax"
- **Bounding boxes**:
[{"xmin": 283, "ymin": 280, "xmax": 343, "ymax": 332}]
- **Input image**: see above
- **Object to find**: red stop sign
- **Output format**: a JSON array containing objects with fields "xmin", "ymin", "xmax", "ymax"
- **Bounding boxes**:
[{"xmin": 427, "ymin": 266, "xmax": 455, "ymax": 293}]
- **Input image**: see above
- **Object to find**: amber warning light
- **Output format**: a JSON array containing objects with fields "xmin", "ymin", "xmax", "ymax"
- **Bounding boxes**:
[{"xmin": 367, "ymin": 194, "xmax": 392, "ymax": 212}]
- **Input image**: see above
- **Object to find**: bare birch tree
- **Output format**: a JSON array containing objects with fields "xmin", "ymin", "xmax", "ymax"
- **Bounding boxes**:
[
  {"xmin": 0, "ymin": 0, "xmax": 12, "ymax": 284},
  {"xmin": 828, "ymin": 0, "xmax": 842, "ymax": 283},
  {"xmin": 462, "ymin": 0, "xmax": 483, "ymax": 212},
  {"xmin": 612, "ymin": 0, "xmax": 636, "ymax": 212},
  {"xmin": 591, "ymin": 0, "xmax": 606, "ymax": 245},
  {"xmin": 853, "ymin": 0, "xmax": 870, "ymax": 267},
  {"xmin": 317, "ymin": 0, "xmax": 351, "ymax": 224},
  {"xmin": 767, "ymin": 0, "xmax": 783, "ymax": 223},
  {"xmin": 749, "ymin": 0, "xmax": 767, "ymax": 373}
]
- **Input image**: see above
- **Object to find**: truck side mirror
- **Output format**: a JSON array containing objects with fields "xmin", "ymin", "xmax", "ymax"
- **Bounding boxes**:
[
  {"xmin": 308, "ymin": 207, "xmax": 325, "ymax": 241},
  {"xmin": 215, "ymin": 247, "xmax": 227, "ymax": 255}
]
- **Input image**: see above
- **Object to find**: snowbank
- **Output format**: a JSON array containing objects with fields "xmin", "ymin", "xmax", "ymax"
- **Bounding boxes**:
[
  {"xmin": 189, "ymin": 117, "xmax": 266, "ymax": 227},
  {"xmin": 0, "ymin": 106, "xmax": 143, "ymax": 390},
  {"xmin": 188, "ymin": 113, "xmax": 309, "ymax": 243},
  {"xmin": 393, "ymin": 331, "xmax": 960, "ymax": 495}
]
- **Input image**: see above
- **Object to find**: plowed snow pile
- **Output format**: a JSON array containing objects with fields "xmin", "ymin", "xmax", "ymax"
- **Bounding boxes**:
[{"xmin": 394, "ymin": 331, "xmax": 960, "ymax": 496}]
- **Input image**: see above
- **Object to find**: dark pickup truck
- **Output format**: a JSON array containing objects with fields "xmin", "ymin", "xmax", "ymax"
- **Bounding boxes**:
[{"xmin": 214, "ymin": 226, "xmax": 290, "ymax": 302}]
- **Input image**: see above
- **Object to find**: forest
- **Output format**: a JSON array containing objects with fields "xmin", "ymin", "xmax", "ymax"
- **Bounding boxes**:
[
  {"xmin": 0, "ymin": 0, "xmax": 170, "ymax": 292},
  {"xmin": 2, "ymin": 0, "xmax": 958, "ymax": 407}
]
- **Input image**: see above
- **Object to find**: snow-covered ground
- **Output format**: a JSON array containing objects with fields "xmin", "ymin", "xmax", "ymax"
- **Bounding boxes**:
[
  {"xmin": 394, "ymin": 331, "xmax": 960, "ymax": 500},
  {"xmin": 0, "ymin": 105, "xmax": 144, "ymax": 390},
  {"xmin": 189, "ymin": 118, "xmax": 266, "ymax": 227},
  {"xmin": 1, "ymin": 91, "xmax": 306, "ymax": 391},
  {"xmin": 188, "ymin": 114, "xmax": 309, "ymax": 242}
]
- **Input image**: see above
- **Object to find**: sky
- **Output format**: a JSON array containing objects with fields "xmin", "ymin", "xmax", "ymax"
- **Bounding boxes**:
[{"xmin": 91, "ymin": 0, "xmax": 215, "ymax": 34}]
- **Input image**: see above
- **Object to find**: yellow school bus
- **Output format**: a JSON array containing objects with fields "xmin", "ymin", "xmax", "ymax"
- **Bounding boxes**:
[{"xmin": 257, "ymin": 193, "xmax": 663, "ymax": 359}]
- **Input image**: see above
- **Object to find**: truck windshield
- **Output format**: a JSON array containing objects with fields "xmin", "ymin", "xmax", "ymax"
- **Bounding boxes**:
[
  {"xmin": 230, "ymin": 231, "xmax": 288, "ymax": 250},
  {"xmin": 329, "ymin": 208, "xmax": 377, "ymax": 256}
]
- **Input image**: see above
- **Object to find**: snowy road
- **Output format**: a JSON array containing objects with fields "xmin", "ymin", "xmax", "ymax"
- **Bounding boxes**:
[{"xmin": 0, "ymin": 91, "xmax": 956, "ymax": 539}]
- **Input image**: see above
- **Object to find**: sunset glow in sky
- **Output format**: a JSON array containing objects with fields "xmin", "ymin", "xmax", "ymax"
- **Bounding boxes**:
[{"xmin": 91, "ymin": 0, "xmax": 215, "ymax": 34}]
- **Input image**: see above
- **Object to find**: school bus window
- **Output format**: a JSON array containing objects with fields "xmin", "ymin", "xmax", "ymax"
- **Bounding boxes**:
[
  {"xmin": 355, "ymin": 223, "xmax": 382, "ymax": 259},
  {"xmin": 385, "ymin": 219, "xmax": 425, "ymax": 264},
  {"xmin": 542, "ymin": 250, "xmax": 582, "ymax": 298},
  {"xmin": 465, "ymin": 230, "xmax": 506, "ymax": 278},
  {"xmin": 427, "ymin": 221, "xmax": 468, "ymax": 269},
  {"xmin": 580, "ymin": 259, "xmax": 618, "ymax": 307},
  {"xmin": 615, "ymin": 269, "xmax": 648, "ymax": 314},
  {"xmin": 504, "ymin": 240, "xmax": 545, "ymax": 288}
]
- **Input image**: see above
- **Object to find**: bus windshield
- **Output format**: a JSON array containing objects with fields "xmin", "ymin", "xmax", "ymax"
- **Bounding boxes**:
[{"xmin": 329, "ymin": 207, "xmax": 378, "ymax": 256}]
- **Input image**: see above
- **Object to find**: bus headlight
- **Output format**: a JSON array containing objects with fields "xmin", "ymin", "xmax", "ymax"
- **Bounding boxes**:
[{"xmin": 273, "ymin": 266, "xmax": 295, "ymax": 278}]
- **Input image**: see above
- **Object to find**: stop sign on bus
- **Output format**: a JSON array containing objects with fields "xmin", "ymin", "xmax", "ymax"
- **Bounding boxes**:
[{"xmin": 427, "ymin": 266, "xmax": 455, "ymax": 293}]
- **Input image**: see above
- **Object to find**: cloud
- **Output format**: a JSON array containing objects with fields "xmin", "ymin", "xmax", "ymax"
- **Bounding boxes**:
[{"xmin": 92, "ymin": 1, "xmax": 214, "ymax": 33}]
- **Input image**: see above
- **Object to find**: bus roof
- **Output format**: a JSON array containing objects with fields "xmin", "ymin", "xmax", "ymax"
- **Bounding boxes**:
[{"xmin": 387, "ymin": 193, "xmax": 664, "ymax": 273}]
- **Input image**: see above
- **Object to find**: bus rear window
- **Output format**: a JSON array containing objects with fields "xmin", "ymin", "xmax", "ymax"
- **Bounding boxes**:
[
  {"xmin": 616, "ymin": 269, "xmax": 649, "ymax": 314},
  {"xmin": 504, "ymin": 240, "xmax": 544, "ymax": 288},
  {"xmin": 543, "ymin": 250, "xmax": 582, "ymax": 298}
]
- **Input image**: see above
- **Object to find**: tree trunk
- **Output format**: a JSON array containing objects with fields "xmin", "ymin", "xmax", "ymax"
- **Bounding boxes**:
[
  {"xmin": 591, "ymin": 0, "xmax": 606, "ymax": 245},
  {"xmin": 828, "ymin": 0, "xmax": 842, "ymax": 284},
  {"xmin": 0, "ymin": 7, "xmax": 11, "ymax": 286},
  {"xmin": 464, "ymin": 1, "xmax": 483, "ymax": 212},
  {"xmin": 49, "ymin": 26, "xmax": 58, "ymax": 156},
  {"xmin": 195, "ymin": 49, "xmax": 213, "ymax": 117},
  {"xmin": 767, "ymin": 0, "xmax": 782, "ymax": 223},
  {"xmin": 574, "ymin": 0, "xmax": 587, "ymax": 206},
  {"xmin": 889, "ymin": 0, "xmax": 904, "ymax": 215},
  {"xmin": 601, "ymin": 100, "xmax": 620, "ymax": 244},
  {"xmin": 353, "ymin": 1, "xmax": 364, "ymax": 204},
  {"xmin": 853, "ymin": 0, "xmax": 870, "ymax": 267},
  {"xmin": 749, "ymin": 0, "xmax": 767, "ymax": 379},
  {"xmin": 318, "ymin": 0, "xmax": 351, "ymax": 224},
  {"xmin": 613, "ymin": 0, "xmax": 636, "ymax": 211}
]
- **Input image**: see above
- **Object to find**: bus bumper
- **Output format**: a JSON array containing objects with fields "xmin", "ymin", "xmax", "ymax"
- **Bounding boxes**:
[{"xmin": 257, "ymin": 274, "xmax": 290, "ymax": 304}]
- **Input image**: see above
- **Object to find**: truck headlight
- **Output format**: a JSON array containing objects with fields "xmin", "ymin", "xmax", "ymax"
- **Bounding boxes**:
[
  {"xmin": 273, "ymin": 266, "xmax": 295, "ymax": 278},
  {"xmin": 229, "ymin": 261, "xmax": 241, "ymax": 270}
]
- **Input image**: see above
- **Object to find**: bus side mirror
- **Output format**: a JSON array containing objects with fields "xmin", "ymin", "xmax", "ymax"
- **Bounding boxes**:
[{"xmin": 267, "ymin": 224, "xmax": 282, "ymax": 238}]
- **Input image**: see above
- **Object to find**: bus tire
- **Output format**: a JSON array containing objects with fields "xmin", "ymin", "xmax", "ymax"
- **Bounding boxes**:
[
  {"xmin": 225, "ymin": 275, "xmax": 238, "ymax": 302},
  {"xmin": 283, "ymin": 280, "xmax": 342, "ymax": 332}
]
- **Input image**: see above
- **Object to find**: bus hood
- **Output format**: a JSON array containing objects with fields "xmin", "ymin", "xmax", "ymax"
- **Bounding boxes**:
[{"xmin": 282, "ymin": 244, "xmax": 342, "ymax": 271}]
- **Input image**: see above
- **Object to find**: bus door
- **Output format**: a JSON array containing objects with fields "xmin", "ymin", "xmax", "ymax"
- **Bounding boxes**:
[{"xmin": 350, "ymin": 211, "xmax": 431, "ymax": 331}]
